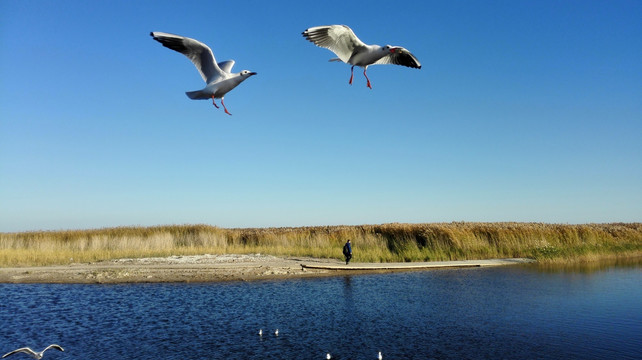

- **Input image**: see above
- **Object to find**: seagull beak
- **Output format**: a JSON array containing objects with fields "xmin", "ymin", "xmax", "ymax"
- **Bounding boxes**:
[
  {"xmin": 389, "ymin": 48, "xmax": 396, "ymax": 53},
  {"xmin": 249, "ymin": 72, "xmax": 257, "ymax": 76}
]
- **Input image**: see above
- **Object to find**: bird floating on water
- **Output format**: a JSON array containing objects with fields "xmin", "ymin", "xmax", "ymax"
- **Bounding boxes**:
[
  {"xmin": 150, "ymin": 32, "xmax": 257, "ymax": 115},
  {"xmin": 2, "ymin": 345, "xmax": 64, "ymax": 359},
  {"xmin": 274, "ymin": 329, "xmax": 279, "ymax": 336},
  {"xmin": 326, "ymin": 353, "xmax": 332, "ymax": 359},
  {"xmin": 302, "ymin": 25, "xmax": 421, "ymax": 89},
  {"xmin": 378, "ymin": 351, "xmax": 383, "ymax": 359},
  {"xmin": 258, "ymin": 329, "xmax": 263, "ymax": 336}
]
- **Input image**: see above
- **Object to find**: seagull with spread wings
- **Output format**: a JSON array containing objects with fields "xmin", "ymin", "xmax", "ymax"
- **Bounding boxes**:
[
  {"xmin": 2, "ymin": 344, "xmax": 64, "ymax": 359},
  {"xmin": 150, "ymin": 32, "xmax": 257, "ymax": 115},
  {"xmin": 302, "ymin": 25, "xmax": 421, "ymax": 89}
]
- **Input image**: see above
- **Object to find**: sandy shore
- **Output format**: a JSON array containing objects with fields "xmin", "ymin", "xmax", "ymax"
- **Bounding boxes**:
[{"xmin": 0, "ymin": 254, "xmax": 535, "ymax": 284}]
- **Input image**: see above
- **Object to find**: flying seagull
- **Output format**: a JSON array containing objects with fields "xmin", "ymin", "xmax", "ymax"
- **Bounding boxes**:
[
  {"xmin": 302, "ymin": 25, "xmax": 421, "ymax": 89},
  {"xmin": 2, "ymin": 345, "xmax": 64, "ymax": 359},
  {"xmin": 150, "ymin": 32, "xmax": 257, "ymax": 115}
]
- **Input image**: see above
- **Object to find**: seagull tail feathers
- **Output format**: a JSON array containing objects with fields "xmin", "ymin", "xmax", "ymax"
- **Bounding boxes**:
[{"xmin": 185, "ymin": 90, "xmax": 211, "ymax": 100}]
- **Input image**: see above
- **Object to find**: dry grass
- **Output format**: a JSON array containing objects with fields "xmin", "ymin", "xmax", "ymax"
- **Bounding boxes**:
[{"xmin": 1, "ymin": 223, "xmax": 641, "ymax": 266}]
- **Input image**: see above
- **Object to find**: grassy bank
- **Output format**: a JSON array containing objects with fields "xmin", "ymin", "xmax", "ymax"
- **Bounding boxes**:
[{"xmin": 1, "ymin": 223, "xmax": 641, "ymax": 266}]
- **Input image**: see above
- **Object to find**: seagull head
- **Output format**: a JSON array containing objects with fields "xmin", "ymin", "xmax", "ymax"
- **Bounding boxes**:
[
  {"xmin": 239, "ymin": 70, "xmax": 257, "ymax": 78},
  {"xmin": 383, "ymin": 45, "xmax": 395, "ymax": 54}
]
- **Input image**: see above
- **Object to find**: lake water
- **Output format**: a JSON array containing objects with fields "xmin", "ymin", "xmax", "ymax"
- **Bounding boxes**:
[{"xmin": 1, "ymin": 263, "xmax": 640, "ymax": 360}]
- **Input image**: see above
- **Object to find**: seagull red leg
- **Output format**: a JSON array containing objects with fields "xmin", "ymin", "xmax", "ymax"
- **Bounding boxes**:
[
  {"xmin": 211, "ymin": 95, "xmax": 220, "ymax": 108},
  {"xmin": 363, "ymin": 68, "xmax": 372, "ymax": 89},
  {"xmin": 221, "ymin": 98, "xmax": 232, "ymax": 116},
  {"xmin": 349, "ymin": 65, "xmax": 354, "ymax": 85}
]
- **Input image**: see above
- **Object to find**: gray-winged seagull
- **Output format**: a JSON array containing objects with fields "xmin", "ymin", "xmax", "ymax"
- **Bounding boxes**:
[
  {"xmin": 302, "ymin": 25, "xmax": 421, "ymax": 89},
  {"xmin": 150, "ymin": 32, "xmax": 257, "ymax": 115},
  {"xmin": 2, "ymin": 345, "xmax": 64, "ymax": 359}
]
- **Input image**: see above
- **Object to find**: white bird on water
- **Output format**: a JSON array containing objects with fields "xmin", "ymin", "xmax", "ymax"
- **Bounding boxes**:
[
  {"xmin": 378, "ymin": 351, "xmax": 383, "ymax": 359},
  {"xmin": 274, "ymin": 329, "xmax": 279, "ymax": 336},
  {"xmin": 302, "ymin": 25, "xmax": 421, "ymax": 89},
  {"xmin": 150, "ymin": 32, "xmax": 257, "ymax": 115},
  {"xmin": 258, "ymin": 329, "xmax": 263, "ymax": 336},
  {"xmin": 2, "ymin": 345, "xmax": 64, "ymax": 359}
]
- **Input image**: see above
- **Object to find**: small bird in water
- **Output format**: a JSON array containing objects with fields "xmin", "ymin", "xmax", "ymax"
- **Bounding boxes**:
[
  {"xmin": 274, "ymin": 329, "xmax": 279, "ymax": 336},
  {"xmin": 302, "ymin": 24, "xmax": 421, "ymax": 89},
  {"xmin": 258, "ymin": 329, "xmax": 263, "ymax": 336},
  {"xmin": 378, "ymin": 351, "xmax": 383, "ymax": 359},
  {"xmin": 150, "ymin": 31, "xmax": 257, "ymax": 115},
  {"xmin": 326, "ymin": 353, "xmax": 332, "ymax": 359},
  {"xmin": 2, "ymin": 345, "xmax": 64, "ymax": 359}
]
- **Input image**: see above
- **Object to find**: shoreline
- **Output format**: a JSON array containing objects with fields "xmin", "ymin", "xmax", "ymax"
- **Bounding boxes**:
[{"xmin": 0, "ymin": 254, "xmax": 535, "ymax": 284}]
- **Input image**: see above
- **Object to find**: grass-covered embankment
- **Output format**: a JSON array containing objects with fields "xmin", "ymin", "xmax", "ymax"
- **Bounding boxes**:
[{"xmin": 1, "ymin": 222, "xmax": 640, "ymax": 267}]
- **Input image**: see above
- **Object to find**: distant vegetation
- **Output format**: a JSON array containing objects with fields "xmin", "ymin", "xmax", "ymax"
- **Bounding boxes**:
[{"xmin": 1, "ymin": 222, "xmax": 640, "ymax": 266}]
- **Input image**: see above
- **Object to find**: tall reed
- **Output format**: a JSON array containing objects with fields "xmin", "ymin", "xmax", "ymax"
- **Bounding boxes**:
[{"xmin": 1, "ymin": 223, "xmax": 640, "ymax": 266}]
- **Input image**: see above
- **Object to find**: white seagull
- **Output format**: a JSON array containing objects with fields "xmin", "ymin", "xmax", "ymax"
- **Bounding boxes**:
[
  {"xmin": 378, "ymin": 351, "xmax": 383, "ymax": 359},
  {"xmin": 302, "ymin": 25, "xmax": 421, "ymax": 89},
  {"xmin": 2, "ymin": 345, "xmax": 64, "ymax": 359},
  {"xmin": 150, "ymin": 31, "xmax": 257, "ymax": 115}
]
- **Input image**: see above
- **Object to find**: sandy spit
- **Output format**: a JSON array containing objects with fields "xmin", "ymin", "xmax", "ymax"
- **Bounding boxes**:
[{"xmin": 0, "ymin": 254, "xmax": 534, "ymax": 284}]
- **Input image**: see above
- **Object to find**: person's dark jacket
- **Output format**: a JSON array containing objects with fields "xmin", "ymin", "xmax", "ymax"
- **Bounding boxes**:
[{"xmin": 343, "ymin": 242, "xmax": 352, "ymax": 256}]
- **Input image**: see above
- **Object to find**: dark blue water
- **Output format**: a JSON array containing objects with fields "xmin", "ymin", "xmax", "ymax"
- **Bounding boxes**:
[{"xmin": 1, "ymin": 265, "xmax": 640, "ymax": 360}]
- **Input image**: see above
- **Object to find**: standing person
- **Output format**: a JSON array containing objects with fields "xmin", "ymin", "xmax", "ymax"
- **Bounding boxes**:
[{"xmin": 343, "ymin": 239, "xmax": 352, "ymax": 265}]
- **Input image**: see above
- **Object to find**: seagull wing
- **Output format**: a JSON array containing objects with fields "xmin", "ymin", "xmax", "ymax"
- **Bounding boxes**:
[
  {"xmin": 43, "ymin": 345, "xmax": 64, "ymax": 353},
  {"xmin": 217, "ymin": 60, "xmax": 235, "ymax": 74},
  {"xmin": 374, "ymin": 46, "xmax": 422, "ymax": 69},
  {"xmin": 150, "ymin": 32, "xmax": 224, "ymax": 83},
  {"xmin": 302, "ymin": 25, "xmax": 367, "ymax": 63},
  {"xmin": 2, "ymin": 347, "xmax": 38, "ymax": 358}
]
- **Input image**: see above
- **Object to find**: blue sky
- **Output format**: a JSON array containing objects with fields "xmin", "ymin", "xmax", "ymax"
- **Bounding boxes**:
[{"xmin": 1, "ymin": 0, "xmax": 641, "ymax": 232}]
